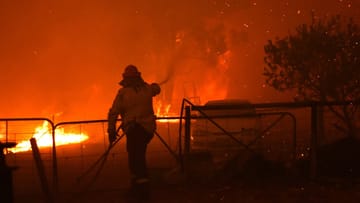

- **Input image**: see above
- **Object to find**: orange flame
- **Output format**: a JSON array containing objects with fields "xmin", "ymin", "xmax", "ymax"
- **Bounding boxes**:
[
  {"xmin": 155, "ymin": 101, "xmax": 179, "ymax": 123},
  {"xmin": 9, "ymin": 121, "xmax": 89, "ymax": 153}
]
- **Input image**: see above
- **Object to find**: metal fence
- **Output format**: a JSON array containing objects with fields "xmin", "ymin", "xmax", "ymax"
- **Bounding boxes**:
[
  {"xmin": 1, "ymin": 99, "xmax": 358, "ymax": 202},
  {"xmin": 180, "ymin": 99, "xmax": 359, "ymax": 179},
  {"xmin": 1, "ymin": 118, "xmax": 181, "ymax": 202}
]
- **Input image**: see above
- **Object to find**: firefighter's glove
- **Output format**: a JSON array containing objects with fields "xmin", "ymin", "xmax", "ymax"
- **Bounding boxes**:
[{"xmin": 108, "ymin": 129, "xmax": 117, "ymax": 144}]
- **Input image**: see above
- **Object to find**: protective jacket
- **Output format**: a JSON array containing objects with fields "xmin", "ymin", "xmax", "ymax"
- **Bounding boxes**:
[{"xmin": 108, "ymin": 83, "xmax": 160, "ymax": 134}]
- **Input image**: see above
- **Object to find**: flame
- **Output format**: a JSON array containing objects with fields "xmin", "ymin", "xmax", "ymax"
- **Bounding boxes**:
[
  {"xmin": 155, "ymin": 101, "xmax": 179, "ymax": 123},
  {"xmin": 8, "ymin": 121, "xmax": 89, "ymax": 153},
  {"xmin": 195, "ymin": 51, "xmax": 231, "ymax": 103}
]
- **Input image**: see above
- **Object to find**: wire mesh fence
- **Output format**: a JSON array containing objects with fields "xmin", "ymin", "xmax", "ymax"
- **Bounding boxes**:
[{"xmin": 1, "ymin": 101, "xmax": 359, "ymax": 202}]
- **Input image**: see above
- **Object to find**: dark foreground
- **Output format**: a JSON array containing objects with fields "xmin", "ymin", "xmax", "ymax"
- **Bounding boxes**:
[
  {"xmin": 15, "ymin": 176, "xmax": 360, "ymax": 203},
  {"xmin": 14, "ymin": 136, "xmax": 360, "ymax": 203}
]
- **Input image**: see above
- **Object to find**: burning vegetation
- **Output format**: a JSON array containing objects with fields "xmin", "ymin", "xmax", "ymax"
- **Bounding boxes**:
[{"xmin": 5, "ymin": 121, "xmax": 88, "ymax": 153}]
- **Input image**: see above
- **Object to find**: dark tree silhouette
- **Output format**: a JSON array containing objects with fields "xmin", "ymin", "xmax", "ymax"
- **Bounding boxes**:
[{"xmin": 264, "ymin": 14, "xmax": 360, "ymax": 137}]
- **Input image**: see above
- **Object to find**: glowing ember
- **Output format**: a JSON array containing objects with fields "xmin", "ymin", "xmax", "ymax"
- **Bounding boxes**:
[{"xmin": 8, "ymin": 121, "xmax": 89, "ymax": 153}]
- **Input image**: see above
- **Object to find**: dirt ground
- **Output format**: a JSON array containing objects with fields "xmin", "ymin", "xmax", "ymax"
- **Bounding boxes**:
[
  {"xmin": 81, "ymin": 182, "xmax": 360, "ymax": 203},
  {"xmin": 13, "ymin": 136, "xmax": 360, "ymax": 203},
  {"xmin": 15, "ymin": 173, "xmax": 360, "ymax": 203}
]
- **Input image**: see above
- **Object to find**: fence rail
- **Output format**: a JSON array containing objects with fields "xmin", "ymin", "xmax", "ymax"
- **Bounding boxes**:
[{"xmin": 1, "ymin": 99, "xmax": 358, "ymax": 201}]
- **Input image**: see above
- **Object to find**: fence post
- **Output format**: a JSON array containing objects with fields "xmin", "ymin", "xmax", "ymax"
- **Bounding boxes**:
[
  {"xmin": 184, "ymin": 106, "xmax": 191, "ymax": 154},
  {"xmin": 30, "ymin": 138, "xmax": 52, "ymax": 203},
  {"xmin": 310, "ymin": 103, "xmax": 318, "ymax": 179},
  {"xmin": 0, "ymin": 142, "xmax": 17, "ymax": 203},
  {"xmin": 50, "ymin": 122, "xmax": 58, "ymax": 197}
]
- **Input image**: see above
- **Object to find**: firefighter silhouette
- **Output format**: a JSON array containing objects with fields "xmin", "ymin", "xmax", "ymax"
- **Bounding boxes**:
[{"xmin": 108, "ymin": 64, "xmax": 161, "ymax": 201}]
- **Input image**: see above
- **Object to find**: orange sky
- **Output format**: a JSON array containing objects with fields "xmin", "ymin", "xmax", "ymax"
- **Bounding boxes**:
[{"xmin": 0, "ymin": 0, "xmax": 358, "ymax": 120}]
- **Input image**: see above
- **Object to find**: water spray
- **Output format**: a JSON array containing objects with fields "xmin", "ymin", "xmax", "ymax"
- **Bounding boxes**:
[{"xmin": 158, "ymin": 64, "xmax": 175, "ymax": 85}]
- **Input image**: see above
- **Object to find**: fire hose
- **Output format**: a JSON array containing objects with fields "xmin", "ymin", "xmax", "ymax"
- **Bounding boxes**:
[
  {"xmin": 70, "ymin": 126, "xmax": 180, "ymax": 202},
  {"xmin": 76, "ymin": 127, "xmax": 124, "ymax": 184}
]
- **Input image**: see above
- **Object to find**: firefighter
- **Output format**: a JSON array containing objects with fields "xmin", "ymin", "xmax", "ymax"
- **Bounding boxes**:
[{"xmin": 107, "ymin": 64, "xmax": 160, "ymax": 201}]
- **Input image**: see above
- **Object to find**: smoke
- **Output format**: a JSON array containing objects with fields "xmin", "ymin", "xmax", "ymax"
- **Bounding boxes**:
[{"xmin": 0, "ymin": 0, "xmax": 358, "ymax": 119}]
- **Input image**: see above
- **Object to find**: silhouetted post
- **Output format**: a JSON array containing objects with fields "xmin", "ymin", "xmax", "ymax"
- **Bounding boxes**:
[
  {"xmin": 51, "ymin": 125, "xmax": 58, "ymax": 196},
  {"xmin": 0, "ymin": 142, "xmax": 17, "ymax": 203},
  {"xmin": 317, "ymin": 105, "xmax": 324, "ymax": 145},
  {"xmin": 30, "ymin": 138, "xmax": 52, "ymax": 203},
  {"xmin": 310, "ymin": 103, "xmax": 318, "ymax": 179},
  {"xmin": 184, "ymin": 106, "xmax": 191, "ymax": 154}
]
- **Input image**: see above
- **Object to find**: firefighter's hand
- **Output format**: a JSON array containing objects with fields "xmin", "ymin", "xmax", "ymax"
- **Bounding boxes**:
[{"xmin": 108, "ymin": 130, "xmax": 117, "ymax": 144}]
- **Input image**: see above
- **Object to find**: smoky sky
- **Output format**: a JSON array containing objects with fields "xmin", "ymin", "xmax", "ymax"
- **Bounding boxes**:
[{"xmin": 0, "ymin": 0, "xmax": 359, "ymax": 120}]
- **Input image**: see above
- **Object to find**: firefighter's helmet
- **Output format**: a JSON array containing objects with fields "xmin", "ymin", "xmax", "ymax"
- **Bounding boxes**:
[{"xmin": 122, "ymin": 64, "xmax": 141, "ymax": 78}]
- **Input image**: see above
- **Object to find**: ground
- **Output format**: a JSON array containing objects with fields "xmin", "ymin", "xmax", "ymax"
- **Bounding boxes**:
[
  {"xmin": 13, "ymin": 136, "xmax": 360, "ymax": 203},
  {"xmin": 67, "ymin": 178, "xmax": 360, "ymax": 203},
  {"xmin": 15, "ymin": 170, "xmax": 360, "ymax": 203}
]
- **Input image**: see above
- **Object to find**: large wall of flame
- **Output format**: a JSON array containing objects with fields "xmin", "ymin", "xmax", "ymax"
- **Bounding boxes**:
[{"xmin": 0, "ymin": 0, "xmax": 358, "ymax": 120}]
